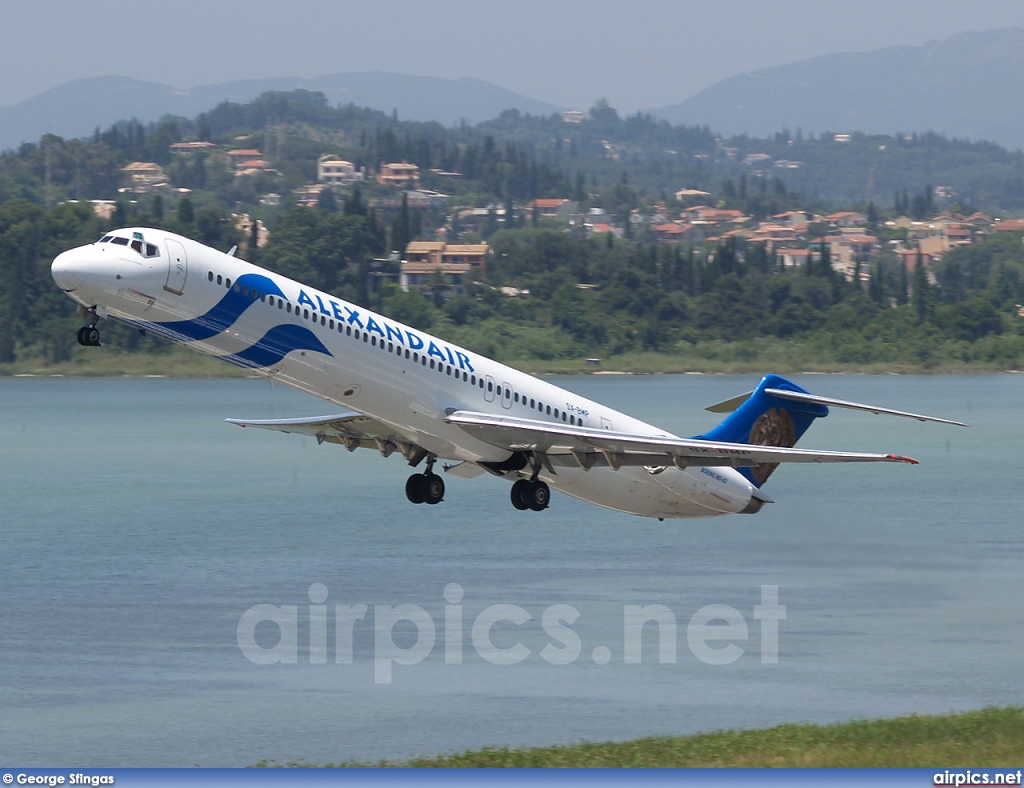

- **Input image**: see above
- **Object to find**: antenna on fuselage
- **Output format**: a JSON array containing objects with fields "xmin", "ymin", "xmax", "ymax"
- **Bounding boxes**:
[{"xmin": 227, "ymin": 245, "xmax": 238, "ymax": 257}]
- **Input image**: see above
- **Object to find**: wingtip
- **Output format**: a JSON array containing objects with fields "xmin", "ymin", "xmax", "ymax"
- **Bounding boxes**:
[{"xmin": 887, "ymin": 453, "xmax": 919, "ymax": 465}]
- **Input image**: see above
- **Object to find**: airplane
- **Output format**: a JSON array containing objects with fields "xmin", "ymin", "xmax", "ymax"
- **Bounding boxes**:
[{"xmin": 51, "ymin": 228, "xmax": 965, "ymax": 520}]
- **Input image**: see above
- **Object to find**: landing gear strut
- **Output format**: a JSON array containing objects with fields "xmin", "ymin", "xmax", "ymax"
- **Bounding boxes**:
[
  {"xmin": 405, "ymin": 455, "xmax": 444, "ymax": 505},
  {"xmin": 76, "ymin": 308, "xmax": 101, "ymax": 347}
]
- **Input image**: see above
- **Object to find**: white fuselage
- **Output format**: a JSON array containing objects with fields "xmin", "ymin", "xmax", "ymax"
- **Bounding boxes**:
[{"xmin": 52, "ymin": 228, "xmax": 760, "ymax": 518}]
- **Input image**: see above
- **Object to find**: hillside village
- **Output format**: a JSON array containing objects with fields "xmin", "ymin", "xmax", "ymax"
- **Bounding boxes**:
[
  {"xmin": 5, "ymin": 88, "xmax": 1024, "ymax": 372},
  {"xmin": 112, "ymin": 139, "xmax": 1024, "ymax": 306}
]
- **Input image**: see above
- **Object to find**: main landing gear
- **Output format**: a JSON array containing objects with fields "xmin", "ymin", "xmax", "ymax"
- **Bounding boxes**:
[
  {"xmin": 405, "ymin": 455, "xmax": 445, "ymax": 505},
  {"xmin": 510, "ymin": 479, "xmax": 550, "ymax": 512},
  {"xmin": 76, "ymin": 307, "xmax": 101, "ymax": 347}
]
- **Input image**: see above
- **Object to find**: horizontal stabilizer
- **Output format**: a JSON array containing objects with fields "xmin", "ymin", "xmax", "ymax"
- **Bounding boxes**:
[
  {"xmin": 707, "ymin": 383, "xmax": 966, "ymax": 427},
  {"xmin": 763, "ymin": 388, "xmax": 967, "ymax": 426},
  {"xmin": 705, "ymin": 391, "xmax": 755, "ymax": 413}
]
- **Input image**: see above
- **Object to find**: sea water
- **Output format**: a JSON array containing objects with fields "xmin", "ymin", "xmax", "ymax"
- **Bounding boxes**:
[{"xmin": 0, "ymin": 374, "xmax": 1021, "ymax": 766}]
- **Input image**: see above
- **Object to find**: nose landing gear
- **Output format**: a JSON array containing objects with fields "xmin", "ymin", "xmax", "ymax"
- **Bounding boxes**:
[
  {"xmin": 76, "ymin": 307, "xmax": 102, "ymax": 346},
  {"xmin": 77, "ymin": 326, "xmax": 101, "ymax": 347}
]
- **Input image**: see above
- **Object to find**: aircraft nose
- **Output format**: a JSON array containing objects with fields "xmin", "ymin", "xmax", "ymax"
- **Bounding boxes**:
[{"xmin": 52, "ymin": 247, "xmax": 87, "ymax": 290}]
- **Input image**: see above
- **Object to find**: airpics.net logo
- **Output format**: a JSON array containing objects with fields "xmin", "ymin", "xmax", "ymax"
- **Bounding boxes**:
[{"xmin": 236, "ymin": 584, "xmax": 786, "ymax": 684}]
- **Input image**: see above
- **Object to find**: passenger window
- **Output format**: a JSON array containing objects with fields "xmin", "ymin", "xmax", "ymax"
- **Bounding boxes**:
[
  {"xmin": 207, "ymin": 271, "xmax": 213, "ymax": 282},
  {"xmin": 226, "ymin": 279, "xmax": 232, "ymax": 288},
  {"xmin": 514, "ymin": 393, "xmax": 519, "ymax": 403}
]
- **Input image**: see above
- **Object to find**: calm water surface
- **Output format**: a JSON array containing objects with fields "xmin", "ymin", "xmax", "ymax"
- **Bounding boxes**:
[{"xmin": 1, "ymin": 374, "xmax": 1021, "ymax": 766}]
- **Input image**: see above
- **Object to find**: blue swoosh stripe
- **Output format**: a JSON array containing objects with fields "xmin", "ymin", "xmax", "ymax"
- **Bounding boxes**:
[
  {"xmin": 219, "ymin": 324, "xmax": 334, "ymax": 369},
  {"xmin": 154, "ymin": 273, "xmax": 286, "ymax": 341}
]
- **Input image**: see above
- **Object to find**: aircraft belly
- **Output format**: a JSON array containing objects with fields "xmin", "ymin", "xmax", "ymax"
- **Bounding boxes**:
[{"xmin": 547, "ymin": 468, "xmax": 726, "ymax": 519}]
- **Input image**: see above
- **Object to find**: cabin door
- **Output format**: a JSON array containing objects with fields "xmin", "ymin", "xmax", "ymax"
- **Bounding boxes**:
[{"xmin": 164, "ymin": 239, "xmax": 188, "ymax": 295}]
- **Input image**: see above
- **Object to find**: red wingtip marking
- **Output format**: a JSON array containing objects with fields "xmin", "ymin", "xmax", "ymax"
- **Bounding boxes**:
[{"xmin": 887, "ymin": 453, "xmax": 918, "ymax": 465}]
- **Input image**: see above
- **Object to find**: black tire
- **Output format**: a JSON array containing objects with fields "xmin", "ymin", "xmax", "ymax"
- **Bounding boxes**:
[
  {"xmin": 77, "ymin": 327, "xmax": 88, "ymax": 346},
  {"xmin": 423, "ymin": 473, "xmax": 445, "ymax": 505},
  {"xmin": 405, "ymin": 473, "xmax": 425, "ymax": 504},
  {"xmin": 87, "ymin": 327, "xmax": 100, "ymax": 346},
  {"xmin": 510, "ymin": 479, "xmax": 530, "ymax": 510},
  {"xmin": 528, "ymin": 481, "xmax": 550, "ymax": 511}
]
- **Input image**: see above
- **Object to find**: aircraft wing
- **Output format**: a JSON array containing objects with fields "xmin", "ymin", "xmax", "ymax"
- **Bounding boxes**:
[
  {"xmin": 225, "ymin": 412, "xmax": 424, "ymax": 461},
  {"xmin": 445, "ymin": 410, "xmax": 918, "ymax": 470}
]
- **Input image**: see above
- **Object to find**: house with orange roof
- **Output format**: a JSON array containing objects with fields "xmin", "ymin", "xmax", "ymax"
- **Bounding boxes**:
[
  {"xmin": 524, "ymin": 199, "xmax": 578, "ymax": 220},
  {"xmin": 377, "ymin": 162, "xmax": 420, "ymax": 188},
  {"xmin": 401, "ymin": 241, "xmax": 489, "ymax": 292},
  {"xmin": 226, "ymin": 149, "xmax": 263, "ymax": 169}
]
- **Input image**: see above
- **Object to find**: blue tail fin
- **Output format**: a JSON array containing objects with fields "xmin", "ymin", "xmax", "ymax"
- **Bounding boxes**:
[{"xmin": 696, "ymin": 374, "xmax": 830, "ymax": 487}]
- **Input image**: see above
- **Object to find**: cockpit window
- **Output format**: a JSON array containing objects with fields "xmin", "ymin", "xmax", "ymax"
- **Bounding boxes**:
[
  {"xmin": 111, "ymin": 237, "xmax": 129, "ymax": 246},
  {"xmin": 145, "ymin": 243, "xmax": 159, "ymax": 258},
  {"xmin": 130, "ymin": 239, "xmax": 143, "ymax": 254},
  {"xmin": 99, "ymin": 235, "xmax": 112, "ymax": 243}
]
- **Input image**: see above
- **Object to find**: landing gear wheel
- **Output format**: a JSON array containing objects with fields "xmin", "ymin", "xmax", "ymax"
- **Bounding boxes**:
[
  {"xmin": 510, "ymin": 479, "xmax": 531, "ymax": 511},
  {"xmin": 77, "ymin": 326, "xmax": 100, "ymax": 346},
  {"xmin": 421, "ymin": 473, "xmax": 445, "ymax": 505},
  {"xmin": 527, "ymin": 480, "xmax": 550, "ymax": 511},
  {"xmin": 405, "ymin": 473, "xmax": 425, "ymax": 504},
  {"xmin": 511, "ymin": 479, "xmax": 550, "ymax": 511},
  {"xmin": 406, "ymin": 472, "xmax": 444, "ymax": 505}
]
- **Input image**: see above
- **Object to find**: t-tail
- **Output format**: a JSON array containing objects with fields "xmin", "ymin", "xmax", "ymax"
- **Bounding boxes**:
[{"xmin": 699, "ymin": 374, "xmax": 966, "ymax": 488}]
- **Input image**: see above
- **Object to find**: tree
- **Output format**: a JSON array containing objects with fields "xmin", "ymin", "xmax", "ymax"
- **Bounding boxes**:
[
  {"xmin": 344, "ymin": 184, "xmax": 366, "ymax": 216},
  {"xmin": 316, "ymin": 187, "xmax": 339, "ymax": 213},
  {"xmin": 248, "ymin": 219, "xmax": 259, "ymax": 264},
  {"xmin": 389, "ymin": 192, "xmax": 410, "ymax": 254},
  {"xmin": 177, "ymin": 197, "xmax": 194, "ymax": 225},
  {"xmin": 913, "ymin": 250, "xmax": 935, "ymax": 323}
]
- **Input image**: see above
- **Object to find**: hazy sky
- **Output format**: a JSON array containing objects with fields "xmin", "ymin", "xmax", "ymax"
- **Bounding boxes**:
[{"xmin": 6, "ymin": 0, "xmax": 1024, "ymax": 111}]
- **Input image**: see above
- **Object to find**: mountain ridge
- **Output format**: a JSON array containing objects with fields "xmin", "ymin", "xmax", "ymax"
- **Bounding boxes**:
[
  {"xmin": 0, "ymin": 72, "xmax": 565, "ymax": 152},
  {"xmin": 645, "ymin": 28, "xmax": 1024, "ymax": 149}
]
